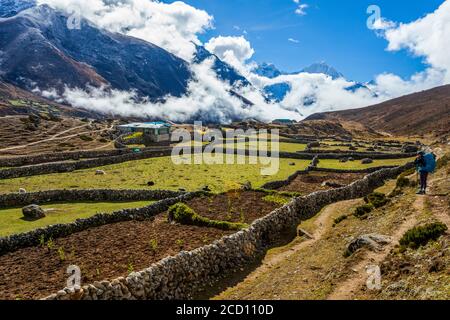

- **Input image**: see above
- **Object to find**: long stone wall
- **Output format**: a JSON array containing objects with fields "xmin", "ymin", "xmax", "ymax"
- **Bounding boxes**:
[
  {"xmin": 0, "ymin": 192, "xmax": 204, "ymax": 256},
  {"xmin": 44, "ymin": 162, "xmax": 414, "ymax": 300},
  {"xmin": 260, "ymin": 165, "xmax": 401, "ymax": 190},
  {"xmin": 0, "ymin": 189, "xmax": 183, "ymax": 209},
  {"xmin": 0, "ymin": 147, "xmax": 172, "ymax": 168},
  {"xmin": 0, "ymin": 149, "xmax": 173, "ymax": 179}
]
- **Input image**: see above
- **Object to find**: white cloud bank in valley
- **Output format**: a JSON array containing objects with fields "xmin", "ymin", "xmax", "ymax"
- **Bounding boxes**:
[
  {"xmin": 61, "ymin": 59, "xmax": 301, "ymax": 123},
  {"xmin": 36, "ymin": 0, "xmax": 450, "ymax": 122}
]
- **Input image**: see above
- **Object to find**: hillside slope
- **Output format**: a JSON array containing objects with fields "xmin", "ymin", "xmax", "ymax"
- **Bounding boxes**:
[
  {"xmin": 0, "ymin": 5, "xmax": 191, "ymax": 100},
  {"xmin": 307, "ymin": 85, "xmax": 450, "ymax": 136}
]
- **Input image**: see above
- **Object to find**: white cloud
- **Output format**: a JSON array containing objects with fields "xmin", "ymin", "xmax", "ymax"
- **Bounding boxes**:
[
  {"xmin": 205, "ymin": 36, "xmax": 255, "ymax": 73},
  {"xmin": 383, "ymin": 0, "xmax": 450, "ymax": 83},
  {"xmin": 288, "ymin": 38, "xmax": 299, "ymax": 43},
  {"xmin": 37, "ymin": 0, "xmax": 213, "ymax": 61},
  {"xmin": 293, "ymin": 1, "xmax": 308, "ymax": 16},
  {"xmin": 55, "ymin": 59, "xmax": 302, "ymax": 123}
]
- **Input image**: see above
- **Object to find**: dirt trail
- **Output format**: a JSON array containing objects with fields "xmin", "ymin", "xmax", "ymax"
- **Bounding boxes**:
[
  {"xmin": 0, "ymin": 123, "xmax": 114, "ymax": 152},
  {"xmin": 326, "ymin": 196, "xmax": 422, "ymax": 300},
  {"xmin": 215, "ymin": 199, "xmax": 360, "ymax": 297}
]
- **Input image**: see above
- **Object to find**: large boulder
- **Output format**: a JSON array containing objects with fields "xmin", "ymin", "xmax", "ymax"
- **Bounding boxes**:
[
  {"xmin": 345, "ymin": 234, "xmax": 392, "ymax": 256},
  {"xmin": 22, "ymin": 204, "xmax": 45, "ymax": 220}
]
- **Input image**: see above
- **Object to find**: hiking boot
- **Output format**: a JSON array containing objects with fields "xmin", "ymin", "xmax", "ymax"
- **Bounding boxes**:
[{"xmin": 416, "ymin": 189, "xmax": 424, "ymax": 195}]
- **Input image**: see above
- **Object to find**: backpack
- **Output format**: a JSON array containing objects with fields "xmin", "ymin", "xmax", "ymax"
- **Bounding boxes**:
[{"xmin": 423, "ymin": 153, "xmax": 437, "ymax": 173}]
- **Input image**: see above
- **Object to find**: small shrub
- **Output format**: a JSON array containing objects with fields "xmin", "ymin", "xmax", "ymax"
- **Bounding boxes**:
[
  {"xmin": 333, "ymin": 214, "xmax": 348, "ymax": 227},
  {"xmin": 39, "ymin": 234, "xmax": 46, "ymax": 247},
  {"xmin": 57, "ymin": 247, "xmax": 66, "ymax": 262},
  {"xmin": 175, "ymin": 239, "xmax": 184, "ymax": 248},
  {"xmin": 263, "ymin": 194, "xmax": 291, "ymax": 206},
  {"xmin": 124, "ymin": 132, "xmax": 143, "ymax": 140},
  {"xmin": 46, "ymin": 238, "xmax": 54, "ymax": 252},
  {"xmin": 399, "ymin": 222, "xmax": 448, "ymax": 250},
  {"xmin": 149, "ymin": 239, "xmax": 158, "ymax": 253},
  {"xmin": 127, "ymin": 262, "xmax": 134, "ymax": 274},
  {"xmin": 353, "ymin": 204, "xmax": 374, "ymax": 218},
  {"xmin": 364, "ymin": 192, "xmax": 388, "ymax": 208},
  {"xmin": 168, "ymin": 203, "xmax": 248, "ymax": 231}
]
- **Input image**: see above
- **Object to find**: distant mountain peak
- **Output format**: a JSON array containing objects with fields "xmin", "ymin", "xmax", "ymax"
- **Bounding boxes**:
[
  {"xmin": 253, "ymin": 62, "xmax": 283, "ymax": 79},
  {"xmin": 300, "ymin": 62, "xmax": 344, "ymax": 80}
]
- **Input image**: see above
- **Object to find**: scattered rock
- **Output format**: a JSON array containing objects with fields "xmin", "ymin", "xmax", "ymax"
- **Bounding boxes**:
[
  {"xmin": 241, "ymin": 181, "xmax": 252, "ymax": 191},
  {"xmin": 178, "ymin": 188, "xmax": 187, "ymax": 192},
  {"xmin": 361, "ymin": 158, "xmax": 374, "ymax": 164},
  {"xmin": 147, "ymin": 181, "xmax": 155, "ymax": 187},
  {"xmin": 298, "ymin": 228, "xmax": 314, "ymax": 239},
  {"xmin": 348, "ymin": 157, "xmax": 355, "ymax": 162},
  {"xmin": 339, "ymin": 158, "xmax": 349, "ymax": 163},
  {"xmin": 22, "ymin": 204, "xmax": 46, "ymax": 220},
  {"xmin": 95, "ymin": 170, "xmax": 106, "ymax": 175},
  {"xmin": 321, "ymin": 181, "xmax": 344, "ymax": 188},
  {"xmin": 346, "ymin": 234, "xmax": 392, "ymax": 256},
  {"xmin": 18, "ymin": 188, "xmax": 27, "ymax": 194},
  {"xmin": 202, "ymin": 185, "xmax": 212, "ymax": 192},
  {"xmin": 289, "ymin": 162, "xmax": 296, "ymax": 166}
]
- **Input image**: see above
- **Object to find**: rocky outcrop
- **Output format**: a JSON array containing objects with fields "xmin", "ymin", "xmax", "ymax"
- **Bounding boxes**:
[{"xmin": 22, "ymin": 204, "xmax": 45, "ymax": 220}]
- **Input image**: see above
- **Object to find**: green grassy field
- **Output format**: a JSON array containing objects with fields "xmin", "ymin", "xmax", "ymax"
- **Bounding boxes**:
[
  {"xmin": 317, "ymin": 158, "xmax": 414, "ymax": 170},
  {"xmin": 0, "ymin": 156, "xmax": 311, "ymax": 194},
  {"xmin": 212, "ymin": 141, "xmax": 307, "ymax": 153},
  {"xmin": 0, "ymin": 201, "xmax": 153, "ymax": 237}
]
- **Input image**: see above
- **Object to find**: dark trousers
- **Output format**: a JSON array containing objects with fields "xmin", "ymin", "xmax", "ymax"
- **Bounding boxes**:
[{"xmin": 420, "ymin": 172, "xmax": 428, "ymax": 191}]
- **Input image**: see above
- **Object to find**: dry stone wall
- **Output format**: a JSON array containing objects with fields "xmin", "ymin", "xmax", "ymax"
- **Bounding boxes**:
[
  {"xmin": 0, "ymin": 148, "xmax": 171, "ymax": 167},
  {"xmin": 44, "ymin": 162, "xmax": 414, "ymax": 300},
  {"xmin": 0, "ymin": 189, "xmax": 183, "ymax": 209},
  {"xmin": 0, "ymin": 149, "xmax": 172, "ymax": 179}
]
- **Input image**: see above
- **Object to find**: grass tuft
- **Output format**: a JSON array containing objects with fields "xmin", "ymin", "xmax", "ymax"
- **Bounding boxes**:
[{"xmin": 168, "ymin": 203, "xmax": 248, "ymax": 231}]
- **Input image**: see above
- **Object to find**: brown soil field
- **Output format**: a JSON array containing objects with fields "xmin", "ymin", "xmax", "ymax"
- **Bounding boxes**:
[
  {"xmin": 186, "ymin": 191, "xmax": 282, "ymax": 224},
  {"xmin": 0, "ymin": 191, "xmax": 285, "ymax": 300},
  {"xmin": 278, "ymin": 172, "xmax": 366, "ymax": 194}
]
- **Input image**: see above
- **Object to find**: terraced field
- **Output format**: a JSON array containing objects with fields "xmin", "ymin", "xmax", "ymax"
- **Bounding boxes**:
[
  {"xmin": 0, "ymin": 201, "xmax": 153, "ymax": 236},
  {"xmin": 0, "ymin": 156, "xmax": 311, "ymax": 194},
  {"xmin": 317, "ymin": 158, "xmax": 414, "ymax": 170}
]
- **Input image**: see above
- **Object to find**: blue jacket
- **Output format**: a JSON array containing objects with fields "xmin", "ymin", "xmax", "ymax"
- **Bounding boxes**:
[{"xmin": 418, "ymin": 153, "xmax": 436, "ymax": 173}]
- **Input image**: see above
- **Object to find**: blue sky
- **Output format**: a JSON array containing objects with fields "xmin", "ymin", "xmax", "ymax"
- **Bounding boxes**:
[{"xmin": 163, "ymin": 0, "xmax": 444, "ymax": 82}]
